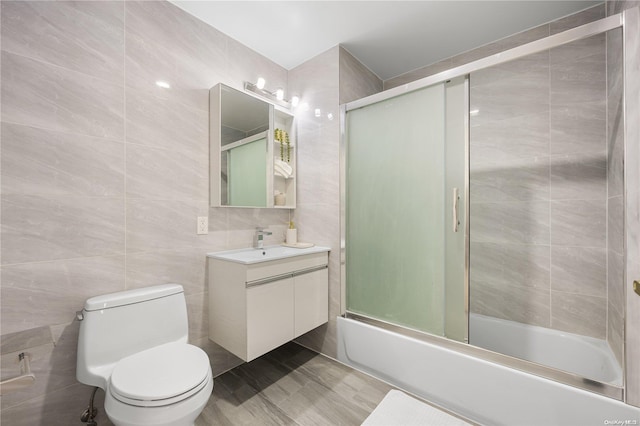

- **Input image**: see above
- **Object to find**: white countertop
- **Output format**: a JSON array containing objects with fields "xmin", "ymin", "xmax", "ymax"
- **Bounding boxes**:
[{"xmin": 207, "ymin": 245, "xmax": 330, "ymax": 265}]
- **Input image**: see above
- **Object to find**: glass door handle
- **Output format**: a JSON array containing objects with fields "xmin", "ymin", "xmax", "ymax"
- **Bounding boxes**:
[{"xmin": 452, "ymin": 187, "xmax": 460, "ymax": 232}]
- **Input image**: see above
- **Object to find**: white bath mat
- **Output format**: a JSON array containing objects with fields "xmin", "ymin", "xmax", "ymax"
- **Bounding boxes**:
[{"xmin": 362, "ymin": 390, "xmax": 472, "ymax": 426}]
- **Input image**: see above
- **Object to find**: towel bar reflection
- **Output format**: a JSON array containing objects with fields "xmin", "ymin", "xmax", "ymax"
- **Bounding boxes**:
[{"xmin": 0, "ymin": 352, "xmax": 36, "ymax": 395}]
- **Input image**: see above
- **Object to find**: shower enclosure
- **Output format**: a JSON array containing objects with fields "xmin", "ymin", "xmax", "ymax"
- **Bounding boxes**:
[
  {"xmin": 346, "ymin": 77, "xmax": 467, "ymax": 341},
  {"xmin": 342, "ymin": 12, "xmax": 631, "ymax": 400}
]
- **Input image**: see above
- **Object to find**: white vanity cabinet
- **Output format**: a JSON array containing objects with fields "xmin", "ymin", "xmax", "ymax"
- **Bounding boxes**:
[{"xmin": 207, "ymin": 247, "xmax": 329, "ymax": 362}]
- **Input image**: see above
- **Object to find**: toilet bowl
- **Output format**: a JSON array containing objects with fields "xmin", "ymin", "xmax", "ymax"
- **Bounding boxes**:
[
  {"xmin": 105, "ymin": 342, "xmax": 213, "ymax": 426},
  {"xmin": 76, "ymin": 284, "xmax": 213, "ymax": 426}
]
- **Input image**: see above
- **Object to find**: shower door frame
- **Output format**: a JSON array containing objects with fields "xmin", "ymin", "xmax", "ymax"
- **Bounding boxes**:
[{"xmin": 340, "ymin": 11, "xmax": 630, "ymax": 401}]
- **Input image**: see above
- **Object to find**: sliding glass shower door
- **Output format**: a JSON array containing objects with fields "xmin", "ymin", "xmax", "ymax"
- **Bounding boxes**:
[
  {"xmin": 345, "ymin": 78, "xmax": 467, "ymax": 340},
  {"xmin": 343, "ymin": 12, "xmax": 628, "ymax": 397}
]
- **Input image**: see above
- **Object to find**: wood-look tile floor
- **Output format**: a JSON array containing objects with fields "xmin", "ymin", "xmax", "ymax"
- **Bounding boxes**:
[{"xmin": 196, "ymin": 342, "xmax": 396, "ymax": 426}]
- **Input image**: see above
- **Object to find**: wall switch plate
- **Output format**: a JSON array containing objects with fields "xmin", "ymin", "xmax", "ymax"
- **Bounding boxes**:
[{"xmin": 197, "ymin": 216, "xmax": 208, "ymax": 235}]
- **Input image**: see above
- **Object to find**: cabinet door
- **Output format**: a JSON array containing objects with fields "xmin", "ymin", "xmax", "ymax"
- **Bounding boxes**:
[
  {"xmin": 246, "ymin": 278, "xmax": 294, "ymax": 361},
  {"xmin": 294, "ymin": 268, "xmax": 329, "ymax": 337}
]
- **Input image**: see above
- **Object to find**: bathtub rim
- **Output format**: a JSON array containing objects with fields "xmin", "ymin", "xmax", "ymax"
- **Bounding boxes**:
[
  {"xmin": 344, "ymin": 312, "xmax": 623, "ymax": 400},
  {"xmin": 469, "ymin": 312, "xmax": 623, "ymax": 386}
]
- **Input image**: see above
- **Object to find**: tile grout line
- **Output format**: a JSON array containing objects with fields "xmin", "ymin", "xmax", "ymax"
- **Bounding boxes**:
[
  {"xmin": 548, "ymin": 42, "xmax": 553, "ymax": 329},
  {"xmin": 123, "ymin": 1, "xmax": 128, "ymax": 292},
  {"xmin": 605, "ymin": 28, "xmax": 610, "ymax": 345}
]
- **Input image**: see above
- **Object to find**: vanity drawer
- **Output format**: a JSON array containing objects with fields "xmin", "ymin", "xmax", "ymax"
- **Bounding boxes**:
[{"xmin": 246, "ymin": 252, "xmax": 327, "ymax": 282}]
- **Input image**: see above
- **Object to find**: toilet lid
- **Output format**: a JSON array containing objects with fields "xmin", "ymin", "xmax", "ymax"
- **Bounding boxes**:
[{"xmin": 110, "ymin": 342, "xmax": 210, "ymax": 407}]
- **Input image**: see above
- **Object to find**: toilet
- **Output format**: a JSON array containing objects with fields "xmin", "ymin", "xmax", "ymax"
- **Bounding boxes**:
[{"xmin": 76, "ymin": 284, "xmax": 213, "ymax": 426}]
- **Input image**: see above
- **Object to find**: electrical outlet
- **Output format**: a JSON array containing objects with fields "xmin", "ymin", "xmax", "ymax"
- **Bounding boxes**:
[{"xmin": 197, "ymin": 216, "xmax": 208, "ymax": 235}]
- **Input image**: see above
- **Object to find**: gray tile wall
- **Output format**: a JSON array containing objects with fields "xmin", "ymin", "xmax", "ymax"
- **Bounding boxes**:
[
  {"xmin": 607, "ymin": 26, "xmax": 625, "ymax": 366},
  {"xmin": 624, "ymin": 5, "xmax": 640, "ymax": 406},
  {"xmin": 0, "ymin": 1, "xmax": 289, "ymax": 424},
  {"xmin": 469, "ymin": 27, "xmax": 615, "ymax": 341},
  {"xmin": 339, "ymin": 47, "xmax": 384, "ymax": 105},
  {"xmin": 607, "ymin": 0, "xmax": 640, "ymax": 409}
]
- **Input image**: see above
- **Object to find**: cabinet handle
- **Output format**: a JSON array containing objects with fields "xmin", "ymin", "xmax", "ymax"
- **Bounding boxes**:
[
  {"xmin": 291, "ymin": 265, "xmax": 328, "ymax": 278},
  {"xmin": 452, "ymin": 187, "xmax": 460, "ymax": 233},
  {"xmin": 246, "ymin": 265, "xmax": 328, "ymax": 288},
  {"xmin": 246, "ymin": 272, "xmax": 293, "ymax": 288}
]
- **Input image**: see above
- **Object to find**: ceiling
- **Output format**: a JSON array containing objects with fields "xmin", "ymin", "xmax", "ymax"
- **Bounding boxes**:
[{"xmin": 172, "ymin": 1, "xmax": 600, "ymax": 81}]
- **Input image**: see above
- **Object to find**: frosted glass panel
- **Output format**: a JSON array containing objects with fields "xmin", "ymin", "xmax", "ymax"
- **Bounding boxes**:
[
  {"xmin": 228, "ymin": 137, "xmax": 267, "ymax": 207},
  {"xmin": 444, "ymin": 77, "xmax": 468, "ymax": 342},
  {"xmin": 346, "ymin": 84, "xmax": 446, "ymax": 335}
]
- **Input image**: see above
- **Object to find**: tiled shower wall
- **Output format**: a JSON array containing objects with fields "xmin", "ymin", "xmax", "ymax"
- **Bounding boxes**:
[
  {"xmin": 0, "ymin": 1, "xmax": 289, "ymax": 424},
  {"xmin": 609, "ymin": 0, "xmax": 640, "ymax": 409},
  {"xmin": 607, "ymin": 26, "xmax": 625, "ymax": 365},
  {"xmin": 469, "ymin": 29, "xmax": 615, "ymax": 341},
  {"xmin": 469, "ymin": 7, "xmax": 628, "ymax": 369}
]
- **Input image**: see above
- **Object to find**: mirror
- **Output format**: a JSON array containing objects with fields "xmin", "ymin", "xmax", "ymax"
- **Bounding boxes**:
[{"xmin": 210, "ymin": 83, "xmax": 296, "ymax": 208}]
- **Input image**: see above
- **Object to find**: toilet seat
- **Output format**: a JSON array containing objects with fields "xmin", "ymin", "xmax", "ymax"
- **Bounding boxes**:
[{"xmin": 109, "ymin": 342, "xmax": 211, "ymax": 408}]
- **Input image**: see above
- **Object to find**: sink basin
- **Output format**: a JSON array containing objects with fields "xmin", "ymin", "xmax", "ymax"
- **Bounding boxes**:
[{"xmin": 207, "ymin": 245, "xmax": 330, "ymax": 264}]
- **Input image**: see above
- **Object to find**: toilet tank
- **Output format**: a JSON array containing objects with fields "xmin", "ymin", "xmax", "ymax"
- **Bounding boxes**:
[{"xmin": 77, "ymin": 284, "xmax": 189, "ymax": 388}]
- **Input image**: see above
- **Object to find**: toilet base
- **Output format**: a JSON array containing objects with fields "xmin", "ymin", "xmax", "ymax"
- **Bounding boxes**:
[{"xmin": 104, "ymin": 370, "xmax": 213, "ymax": 426}]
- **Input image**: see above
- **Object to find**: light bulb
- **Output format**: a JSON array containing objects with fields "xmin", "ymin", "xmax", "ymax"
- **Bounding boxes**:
[
  {"xmin": 291, "ymin": 96, "xmax": 299, "ymax": 107},
  {"xmin": 256, "ymin": 77, "xmax": 266, "ymax": 90},
  {"xmin": 276, "ymin": 88, "xmax": 284, "ymax": 101},
  {"xmin": 315, "ymin": 108, "xmax": 321, "ymax": 118}
]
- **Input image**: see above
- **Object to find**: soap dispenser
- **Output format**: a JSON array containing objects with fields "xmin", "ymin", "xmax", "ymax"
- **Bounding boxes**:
[{"xmin": 286, "ymin": 221, "xmax": 297, "ymax": 245}]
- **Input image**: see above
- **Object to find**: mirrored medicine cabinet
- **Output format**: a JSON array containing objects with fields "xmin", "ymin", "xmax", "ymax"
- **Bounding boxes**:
[{"xmin": 210, "ymin": 83, "xmax": 296, "ymax": 208}]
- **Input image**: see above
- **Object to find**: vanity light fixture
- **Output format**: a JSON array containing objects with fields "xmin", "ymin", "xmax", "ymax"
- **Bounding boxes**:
[
  {"xmin": 156, "ymin": 80, "xmax": 171, "ymax": 89},
  {"xmin": 291, "ymin": 96, "xmax": 299, "ymax": 107},
  {"xmin": 244, "ymin": 80, "xmax": 292, "ymax": 109}
]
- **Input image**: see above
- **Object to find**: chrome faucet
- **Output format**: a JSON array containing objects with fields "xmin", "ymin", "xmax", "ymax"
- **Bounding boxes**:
[{"xmin": 255, "ymin": 227, "xmax": 272, "ymax": 249}]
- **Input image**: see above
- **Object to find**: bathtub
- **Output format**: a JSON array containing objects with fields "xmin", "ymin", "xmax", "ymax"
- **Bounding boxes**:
[
  {"xmin": 337, "ymin": 316, "xmax": 640, "ymax": 426},
  {"xmin": 469, "ymin": 313, "xmax": 622, "ymax": 386}
]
